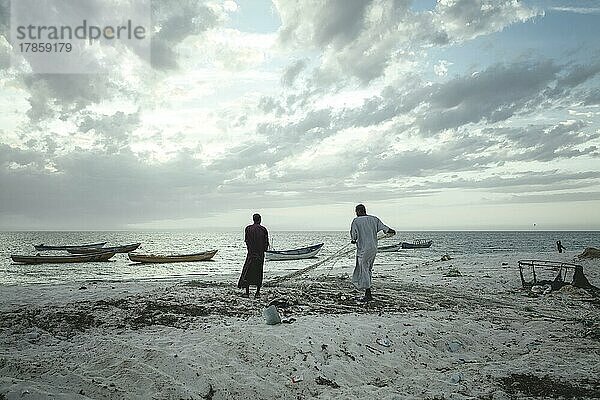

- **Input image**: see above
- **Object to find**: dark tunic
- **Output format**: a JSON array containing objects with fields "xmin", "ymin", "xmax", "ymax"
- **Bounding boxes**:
[{"xmin": 238, "ymin": 223, "xmax": 269, "ymax": 288}]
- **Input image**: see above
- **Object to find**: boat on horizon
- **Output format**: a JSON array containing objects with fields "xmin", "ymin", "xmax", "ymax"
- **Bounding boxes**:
[
  {"xmin": 67, "ymin": 243, "xmax": 141, "ymax": 254},
  {"xmin": 11, "ymin": 251, "xmax": 116, "ymax": 264},
  {"xmin": 265, "ymin": 243, "xmax": 324, "ymax": 261},
  {"xmin": 128, "ymin": 249, "xmax": 218, "ymax": 264},
  {"xmin": 34, "ymin": 242, "xmax": 107, "ymax": 251}
]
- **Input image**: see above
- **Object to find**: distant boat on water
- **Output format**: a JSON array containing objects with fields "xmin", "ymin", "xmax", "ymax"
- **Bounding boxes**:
[
  {"xmin": 128, "ymin": 249, "xmax": 218, "ymax": 264},
  {"xmin": 67, "ymin": 243, "xmax": 141, "ymax": 254},
  {"xmin": 265, "ymin": 243, "xmax": 324, "ymax": 261},
  {"xmin": 11, "ymin": 251, "xmax": 116, "ymax": 264},
  {"xmin": 34, "ymin": 242, "xmax": 107, "ymax": 251},
  {"xmin": 401, "ymin": 239, "xmax": 433, "ymax": 249}
]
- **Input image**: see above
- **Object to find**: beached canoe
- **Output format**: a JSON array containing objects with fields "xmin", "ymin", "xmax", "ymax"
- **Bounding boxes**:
[
  {"xmin": 128, "ymin": 250, "xmax": 218, "ymax": 263},
  {"xmin": 265, "ymin": 243, "xmax": 324, "ymax": 261},
  {"xmin": 401, "ymin": 239, "xmax": 433, "ymax": 249},
  {"xmin": 67, "ymin": 243, "xmax": 141, "ymax": 254},
  {"xmin": 34, "ymin": 242, "xmax": 107, "ymax": 251},
  {"xmin": 11, "ymin": 251, "xmax": 116, "ymax": 264},
  {"xmin": 377, "ymin": 243, "xmax": 402, "ymax": 252}
]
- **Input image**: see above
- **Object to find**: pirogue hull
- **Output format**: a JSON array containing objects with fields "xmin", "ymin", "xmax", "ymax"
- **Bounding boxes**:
[
  {"xmin": 34, "ymin": 242, "xmax": 107, "ymax": 251},
  {"xmin": 68, "ymin": 243, "xmax": 141, "ymax": 254},
  {"xmin": 265, "ymin": 243, "xmax": 324, "ymax": 261},
  {"xmin": 11, "ymin": 251, "xmax": 116, "ymax": 264},
  {"xmin": 128, "ymin": 250, "xmax": 218, "ymax": 263},
  {"xmin": 401, "ymin": 240, "xmax": 433, "ymax": 249}
]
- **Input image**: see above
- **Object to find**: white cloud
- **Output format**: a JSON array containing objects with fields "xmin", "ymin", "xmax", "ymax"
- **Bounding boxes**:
[
  {"xmin": 434, "ymin": 60, "xmax": 452, "ymax": 76},
  {"xmin": 223, "ymin": 0, "xmax": 239, "ymax": 13},
  {"xmin": 178, "ymin": 28, "xmax": 276, "ymax": 71},
  {"xmin": 549, "ymin": 7, "xmax": 600, "ymax": 15}
]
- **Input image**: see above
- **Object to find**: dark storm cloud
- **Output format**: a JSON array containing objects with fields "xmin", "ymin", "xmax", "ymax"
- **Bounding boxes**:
[
  {"xmin": 360, "ymin": 121, "xmax": 598, "ymax": 181},
  {"xmin": 0, "ymin": 143, "xmax": 44, "ymax": 166},
  {"xmin": 583, "ymin": 88, "xmax": 600, "ymax": 105},
  {"xmin": 276, "ymin": 0, "xmax": 409, "ymax": 83},
  {"xmin": 418, "ymin": 61, "xmax": 560, "ymax": 133},
  {"xmin": 281, "ymin": 59, "xmax": 307, "ymax": 87},
  {"xmin": 0, "ymin": 0, "xmax": 9, "ymax": 69},
  {"xmin": 0, "ymin": 0, "xmax": 8, "ymax": 36},
  {"xmin": 0, "ymin": 147, "xmax": 228, "ymax": 227},
  {"xmin": 354, "ymin": 139, "xmax": 500, "ymax": 181},
  {"xmin": 208, "ymin": 108, "xmax": 335, "ymax": 173},
  {"xmin": 351, "ymin": 61, "xmax": 600, "ymax": 137},
  {"xmin": 309, "ymin": 0, "xmax": 370, "ymax": 47},
  {"xmin": 0, "ymin": 143, "xmax": 411, "ymax": 228},
  {"xmin": 339, "ymin": 82, "xmax": 428, "ymax": 128},
  {"xmin": 78, "ymin": 111, "xmax": 140, "ymax": 153},
  {"xmin": 257, "ymin": 108, "xmax": 334, "ymax": 147},
  {"xmin": 23, "ymin": 74, "xmax": 114, "ymax": 123},
  {"xmin": 207, "ymin": 142, "xmax": 276, "ymax": 171},
  {"xmin": 257, "ymin": 96, "xmax": 285, "ymax": 115},
  {"xmin": 490, "ymin": 122, "xmax": 600, "ymax": 162},
  {"xmin": 0, "ymin": 39, "xmax": 8, "ymax": 69},
  {"xmin": 151, "ymin": 0, "xmax": 221, "ymax": 69},
  {"xmin": 559, "ymin": 62, "xmax": 600, "ymax": 88}
]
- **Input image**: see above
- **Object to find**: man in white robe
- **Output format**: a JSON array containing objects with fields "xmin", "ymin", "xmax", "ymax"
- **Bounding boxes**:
[{"xmin": 350, "ymin": 204, "xmax": 395, "ymax": 302}]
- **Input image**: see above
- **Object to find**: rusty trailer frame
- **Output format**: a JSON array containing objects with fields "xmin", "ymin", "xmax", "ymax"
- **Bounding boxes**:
[{"xmin": 517, "ymin": 259, "xmax": 583, "ymax": 289}]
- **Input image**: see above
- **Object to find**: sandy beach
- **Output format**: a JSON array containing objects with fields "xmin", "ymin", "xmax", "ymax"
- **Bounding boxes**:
[{"xmin": 1, "ymin": 251, "xmax": 599, "ymax": 399}]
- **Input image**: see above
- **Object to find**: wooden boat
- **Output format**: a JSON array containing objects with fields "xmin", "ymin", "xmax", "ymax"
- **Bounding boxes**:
[
  {"xmin": 401, "ymin": 239, "xmax": 433, "ymax": 249},
  {"xmin": 67, "ymin": 243, "xmax": 141, "ymax": 254},
  {"xmin": 128, "ymin": 249, "xmax": 218, "ymax": 263},
  {"xmin": 377, "ymin": 243, "xmax": 402, "ymax": 252},
  {"xmin": 265, "ymin": 243, "xmax": 324, "ymax": 261},
  {"xmin": 11, "ymin": 251, "xmax": 116, "ymax": 264},
  {"xmin": 34, "ymin": 242, "xmax": 107, "ymax": 251}
]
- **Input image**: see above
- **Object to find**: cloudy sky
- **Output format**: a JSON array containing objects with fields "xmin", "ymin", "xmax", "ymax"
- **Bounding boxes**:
[{"xmin": 1, "ymin": 0, "xmax": 599, "ymax": 231}]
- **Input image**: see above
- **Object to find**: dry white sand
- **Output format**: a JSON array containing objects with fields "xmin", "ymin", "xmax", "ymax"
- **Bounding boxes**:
[{"xmin": 1, "ymin": 251, "xmax": 599, "ymax": 399}]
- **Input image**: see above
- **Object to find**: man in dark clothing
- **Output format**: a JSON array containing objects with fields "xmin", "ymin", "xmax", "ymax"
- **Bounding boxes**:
[
  {"xmin": 556, "ymin": 240, "xmax": 566, "ymax": 253},
  {"xmin": 238, "ymin": 213, "xmax": 269, "ymax": 298}
]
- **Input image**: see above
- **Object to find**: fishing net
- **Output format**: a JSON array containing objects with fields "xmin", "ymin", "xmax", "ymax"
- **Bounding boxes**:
[{"xmin": 265, "ymin": 232, "xmax": 395, "ymax": 286}]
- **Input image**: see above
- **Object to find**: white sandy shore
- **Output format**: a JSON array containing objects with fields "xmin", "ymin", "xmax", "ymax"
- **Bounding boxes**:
[{"xmin": 1, "ymin": 251, "xmax": 599, "ymax": 399}]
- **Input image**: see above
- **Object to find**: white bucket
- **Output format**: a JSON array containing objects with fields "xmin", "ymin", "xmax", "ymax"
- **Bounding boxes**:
[{"xmin": 263, "ymin": 305, "xmax": 281, "ymax": 325}]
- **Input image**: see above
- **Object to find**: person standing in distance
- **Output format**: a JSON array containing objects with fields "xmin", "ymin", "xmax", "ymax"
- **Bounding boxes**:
[
  {"xmin": 351, "ymin": 204, "xmax": 396, "ymax": 302},
  {"xmin": 238, "ymin": 213, "xmax": 269, "ymax": 298}
]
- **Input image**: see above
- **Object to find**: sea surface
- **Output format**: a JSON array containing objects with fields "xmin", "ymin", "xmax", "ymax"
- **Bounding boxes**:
[{"xmin": 0, "ymin": 231, "xmax": 598, "ymax": 285}]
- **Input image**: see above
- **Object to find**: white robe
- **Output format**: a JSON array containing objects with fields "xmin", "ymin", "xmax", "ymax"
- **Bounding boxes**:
[{"xmin": 350, "ymin": 215, "xmax": 390, "ymax": 290}]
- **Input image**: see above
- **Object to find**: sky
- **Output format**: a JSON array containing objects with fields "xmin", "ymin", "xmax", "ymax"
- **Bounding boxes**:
[{"xmin": 0, "ymin": 0, "xmax": 599, "ymax": 231}]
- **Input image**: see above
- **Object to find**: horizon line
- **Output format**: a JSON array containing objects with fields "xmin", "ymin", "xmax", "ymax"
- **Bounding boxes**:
[{"xmin": 1, "ymin": 228, "xmax": 599, "ymax": 232}]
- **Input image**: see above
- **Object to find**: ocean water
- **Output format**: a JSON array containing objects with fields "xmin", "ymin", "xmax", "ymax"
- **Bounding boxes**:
[{"xmin": 0, "ymin": 231, "xmax": 598, "ymax": 285}]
